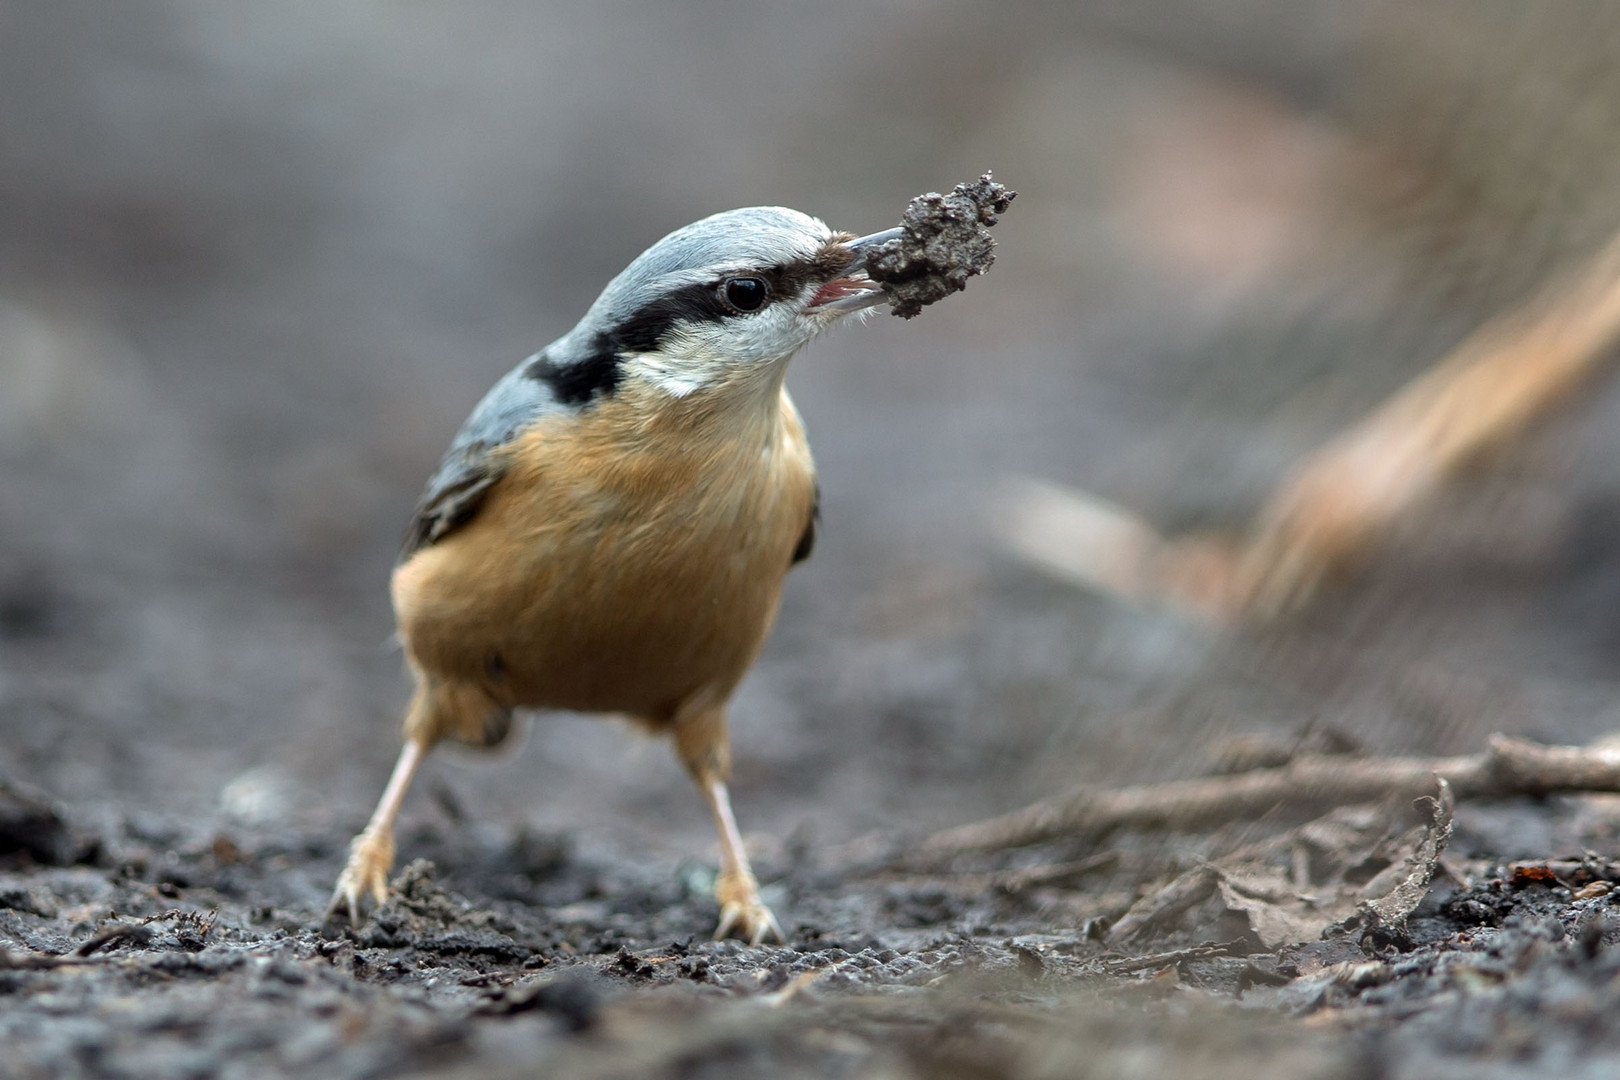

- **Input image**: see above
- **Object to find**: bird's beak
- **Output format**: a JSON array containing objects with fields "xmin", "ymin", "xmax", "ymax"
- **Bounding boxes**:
[
  {"xmin": 846, "ymin": 227, "xmax": 905, "ymax": 269},
  {"xmin": 806, "ymin": 227, "xmax": 904, "ymax": 314}
]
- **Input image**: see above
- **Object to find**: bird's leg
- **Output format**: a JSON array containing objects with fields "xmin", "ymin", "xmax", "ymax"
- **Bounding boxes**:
[
  {"xmin": 702, "ymin": 773, "xmax": 784, "ymax": 945},
  {"xmin": 329, "ymin": 671, "xmax": 508, "ymax": 924},
  {"xmin": 675, "ymin": 706, "xmax": 783, "ymax": 945},
  {"xmin": 328, "ymin": 734, "xmax": 428, "ymax": 924}
]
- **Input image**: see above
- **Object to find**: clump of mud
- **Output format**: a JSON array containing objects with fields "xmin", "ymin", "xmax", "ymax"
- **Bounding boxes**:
[{"xmin": 867, "ymin": 173, "xmax": 1016, "ymax": 318}]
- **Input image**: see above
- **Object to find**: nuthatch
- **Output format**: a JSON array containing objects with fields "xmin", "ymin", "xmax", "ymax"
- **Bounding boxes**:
[{"xmin": 329, "ymin": 207, "xmax": 910, "ymax": 944}]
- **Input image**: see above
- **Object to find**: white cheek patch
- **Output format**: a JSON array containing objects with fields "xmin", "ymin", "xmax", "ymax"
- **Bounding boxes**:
[
  {"xmin": 628, "ymin": 305, "xmax": 818, "ymax": 399},
  {"xmin": 634, "ymin": 354, "xmax": 708, "ymax": 398}
]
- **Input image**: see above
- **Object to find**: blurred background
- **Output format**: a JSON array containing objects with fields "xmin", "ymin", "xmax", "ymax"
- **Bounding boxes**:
[{"xmin": 5, "ymin": 1, "xmax": 1620, "ymax": 864}]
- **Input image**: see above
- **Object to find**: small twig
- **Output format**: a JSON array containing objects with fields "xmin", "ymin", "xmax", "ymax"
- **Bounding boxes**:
[
  {"xmin": 0, "ymin": 908, "xmax": 217, "ymax": 969},
  {"xmin": 75, "ymin": 923, "xmax": 154, "ymax": 957},
  {"xmin": 1099, "ymin": 940, "xmax": 1243, "ymax": 975},
  {"xmin": 918, "ymin": 734, "xmax": 1620, "ymax": 859},
  {"xmin": 988, "ymin": 853, "xmax": 1120, "ymax": 894},
  {"xmin": 1106, "ymin": 866, "xmax": 1221, "ymax": 944}
]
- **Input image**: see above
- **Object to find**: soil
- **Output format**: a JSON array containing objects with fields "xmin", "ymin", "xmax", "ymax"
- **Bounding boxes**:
[
  {"xmin": 865, "ymin": 175, "xmax": 1015, "ymax": 319},
  {"xmin": 5, "ymin": 770, "xmax": 1620, "ymax": 1078}
]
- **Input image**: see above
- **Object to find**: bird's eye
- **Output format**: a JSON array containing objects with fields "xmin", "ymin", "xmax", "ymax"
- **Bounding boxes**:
[{"xmin": 720, "ymin": 276, "xmax": 769, "ymax": 314}]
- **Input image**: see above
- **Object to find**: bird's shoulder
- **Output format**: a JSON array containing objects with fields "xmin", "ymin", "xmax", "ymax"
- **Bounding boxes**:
[{"xmin": 401, "ymin": 350, "xmax": 587, "ymax": 557}]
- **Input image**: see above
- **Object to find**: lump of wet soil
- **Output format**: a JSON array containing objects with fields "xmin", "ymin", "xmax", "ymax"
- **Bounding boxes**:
[{"xmin": 866, "ymin": 173, "xmax": 1015, "ymax": 319}]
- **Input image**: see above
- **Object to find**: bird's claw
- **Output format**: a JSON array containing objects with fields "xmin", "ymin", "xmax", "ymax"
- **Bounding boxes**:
[
  {"xmin": 712, "ymin": 868, "xmax": 783, "ymax": 945},
  {"xmin": 326, "ymin": 827, "xmax": 394, "ymax": 925}
]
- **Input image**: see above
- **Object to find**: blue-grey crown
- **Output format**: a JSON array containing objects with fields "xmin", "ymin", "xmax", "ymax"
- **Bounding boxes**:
[{"xmin": 580, "ymin": 206, "xmax": 831, "ymax": 333}]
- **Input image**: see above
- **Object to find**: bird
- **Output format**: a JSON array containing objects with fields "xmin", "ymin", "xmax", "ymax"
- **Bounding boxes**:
[{"xmin": 328, "ymin": 206, "xmax": 908, "ymax": 945}]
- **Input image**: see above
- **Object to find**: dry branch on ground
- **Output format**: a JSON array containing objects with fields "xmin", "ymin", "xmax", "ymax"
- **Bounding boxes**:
[{"xmin": 915, "ymin": 734, "xmax": 1620, "ymax": 860}]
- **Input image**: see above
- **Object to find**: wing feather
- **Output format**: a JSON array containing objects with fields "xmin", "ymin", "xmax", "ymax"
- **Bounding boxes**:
[{"xmin": 399, "ymin": 352, "xmax": 574, "ymax": 558}]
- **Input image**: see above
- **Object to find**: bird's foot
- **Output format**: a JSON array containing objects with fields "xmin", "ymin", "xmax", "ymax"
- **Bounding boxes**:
[
  {"xmin": 327, "ymin": 826, "xmax": 395, "ymax": 925},
  {"xmin": 713, "ymin": 867, "xmax": 783, "ymax": 945}
]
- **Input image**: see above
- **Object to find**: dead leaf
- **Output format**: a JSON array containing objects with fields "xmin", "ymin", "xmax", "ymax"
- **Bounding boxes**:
[
  {"xmin": 1217, "ymin": 868, "xmax": 1359, "ymax": 949},
  {"xmin": 1210, "ymin": 782, "xmax": 1454, "ymax": 948},
  {"xmin": 1359, "ymin": 780, "xmax": 1455, "ymax": 934}
]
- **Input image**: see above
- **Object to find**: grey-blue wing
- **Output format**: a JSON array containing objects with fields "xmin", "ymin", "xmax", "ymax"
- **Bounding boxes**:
[{"xmin": 400, "ymin": 353, "xmax": 571, "ymax": 558}]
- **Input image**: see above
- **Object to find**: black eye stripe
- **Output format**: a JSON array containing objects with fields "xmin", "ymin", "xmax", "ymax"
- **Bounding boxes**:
[
  {"xmin": 607, "ymin": 241, "xmax": 857, "ymax": 354},
  {"xmin": 612, "ymin": 281, "xmax": 734, "ymax": 353},
  {"xmin": 522, "ymin": 241, "xmax": 858, "ymax": 406}
]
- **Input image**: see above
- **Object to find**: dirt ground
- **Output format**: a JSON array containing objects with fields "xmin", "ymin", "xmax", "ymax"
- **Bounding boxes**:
[
  {"xmin": 8, "ymin": 4, "xmax": 1620, "ymax": 1078},
  {"xmin": 7, "ymin": 761, "xmax": 1620, "ymax": 1078}
]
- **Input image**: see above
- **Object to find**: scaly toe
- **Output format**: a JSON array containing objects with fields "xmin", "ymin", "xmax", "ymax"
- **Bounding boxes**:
[
  {"xmin": 327, "ymin": 829, "xmax": 394, "ymax": 925},
  {"xmin": 752, "ymin": 907, "xmax": 784, "ymax": 946},
  {"xmin": 713, "ymin": 889, "xmax": 783, "ymax": 945}
]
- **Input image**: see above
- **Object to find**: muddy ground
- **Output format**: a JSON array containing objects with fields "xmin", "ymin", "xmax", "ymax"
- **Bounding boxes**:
[
  {"xmin": 9, "ymin": 4, "xmax": 1620, "ymax": 1078},
  {"xmin": 7, "ymin": 767, "xmax": 1620, "ymax": 1078}
]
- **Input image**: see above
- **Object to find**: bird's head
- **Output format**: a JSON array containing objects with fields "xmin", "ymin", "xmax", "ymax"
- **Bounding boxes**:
[{"xmin": 535, "ymin": 207, "xmax": 899, "ymax": 403}]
